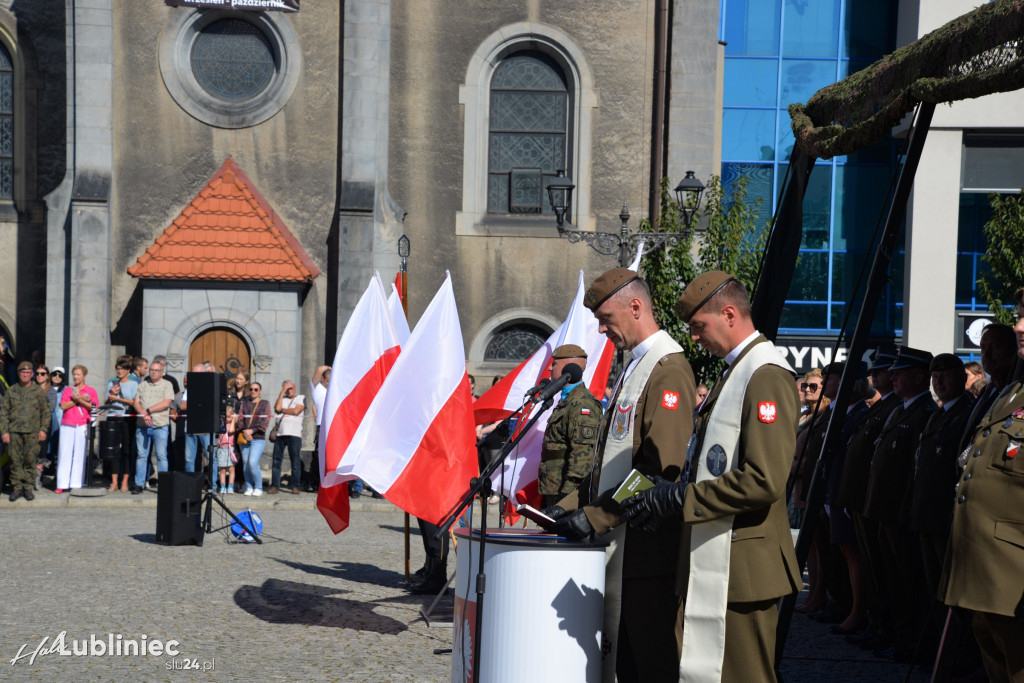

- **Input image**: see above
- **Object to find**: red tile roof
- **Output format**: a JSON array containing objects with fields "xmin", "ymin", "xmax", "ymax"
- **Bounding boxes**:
[{"xmin": 128, "ymin": 158, "xmax": 321, "ymax": 283}]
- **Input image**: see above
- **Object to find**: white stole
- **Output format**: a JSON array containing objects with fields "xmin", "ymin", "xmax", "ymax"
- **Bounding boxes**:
[
  {"xmin": 597, "ymin": 330, "xmax": 683, "ymax": 683},
  {"xmin": 679, "ymin": 341, "xmax": 791, "ymax": 683}
]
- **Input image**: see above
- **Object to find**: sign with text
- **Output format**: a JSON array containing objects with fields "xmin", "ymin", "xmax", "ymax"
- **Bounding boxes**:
[
  {"xmin": 165, "ymin": 0, "xmax": 299, "ymax": 11},
  {"xmin": 773, "ymin": 336, "xmax": 899, "ymax": 375}
]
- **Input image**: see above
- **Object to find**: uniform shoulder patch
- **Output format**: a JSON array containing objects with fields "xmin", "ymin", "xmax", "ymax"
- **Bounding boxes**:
[
  {"xmin": 581, "ymin": 408, "xmax": 591, "ymax": 415},
  {"xmin": 758, "ymin": 401, "xmax": 777, "ymax": 423},
  {"xmin": 662, "ymin": 390, "xmax": 680, "ymax": 410}
]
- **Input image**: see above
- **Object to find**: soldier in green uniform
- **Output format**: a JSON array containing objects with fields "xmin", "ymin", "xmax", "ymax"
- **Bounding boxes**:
[
  {"xmin": 942, "ymin": 289, "xmax": 1024, "ymax": 682},
  {"xmin": 1, "ymin": 361, "xmax": 51, "ymax": 501},
  {"xmin": 538, "ymin": 344, "xmax": 603, "ymax": 508}
]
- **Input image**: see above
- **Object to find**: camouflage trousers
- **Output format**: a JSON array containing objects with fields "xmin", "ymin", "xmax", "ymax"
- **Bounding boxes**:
[{"xmin": 7, "ymin": 432, "xmax": 39, "ymax": 491}]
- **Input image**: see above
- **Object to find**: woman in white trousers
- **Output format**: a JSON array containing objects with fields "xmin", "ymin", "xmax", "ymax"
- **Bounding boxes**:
[{"xmin": 56, "ymin": 365, "xmax": 98, "ymax": 492}]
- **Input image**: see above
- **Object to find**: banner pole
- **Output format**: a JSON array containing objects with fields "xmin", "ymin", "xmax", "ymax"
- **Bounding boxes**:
[{"xmin": 398, "ymin": 235, "xmax": 411, "ymax": 582}]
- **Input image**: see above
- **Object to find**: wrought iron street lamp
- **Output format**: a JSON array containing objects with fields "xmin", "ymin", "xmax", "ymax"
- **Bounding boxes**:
[
  {"xmin": 673, "ymin": 170, "xmax": 706, "ymax": 229},
  {"xmin": 546, "ymin": 169, "xmax": 706, "ymax": 267}
]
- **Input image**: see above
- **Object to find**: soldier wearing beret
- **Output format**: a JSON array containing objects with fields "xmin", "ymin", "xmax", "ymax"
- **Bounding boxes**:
[
  {"xmin": 941, "ymin": 288, "xmax": 1024, "ymax": 682},
  {"xmin": 620, "ymin": 271, "xmax": 801, "ymax": 682},
  {"xmin": 544, "ymin": 267, "xmax": 695, "ymax": 681},
  {"xmin": 863, "ymin": 345, "xmax": 937, "ymax": 659},
  {"xmin": 1, "ymin": 361, "xmax": 51, "ymax": 501},
  {"xmin": 538, "ymin": 344, "xmax": 603, "ymax": 508}
]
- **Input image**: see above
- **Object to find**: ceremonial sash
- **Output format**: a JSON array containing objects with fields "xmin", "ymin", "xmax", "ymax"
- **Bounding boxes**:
[
  {"xmin": 679, "ymin": 341, "xmax": 791, "ymax": 683},
  {"xmin": 596, "ymin": 330, "xmax": 683, "ymax": 682}
]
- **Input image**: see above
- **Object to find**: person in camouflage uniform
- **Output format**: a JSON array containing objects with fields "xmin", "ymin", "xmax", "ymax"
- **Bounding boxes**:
[
  {"xmin": 1, "ymin": 361, "xmax": 51, "ymax": 501},
  {"xmin": 538, "ymin": 344, "xmax": 603, "ymax": 507}
]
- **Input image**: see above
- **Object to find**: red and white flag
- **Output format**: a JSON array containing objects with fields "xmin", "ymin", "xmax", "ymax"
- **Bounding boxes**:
[
  {"xmin": 316, "ymin": 273, "xmax": 402, "ymax": 533},
  {"xmin": 479, "ymin": 244, "xmax": 643, "ymax": 509},
  {"xmin": 336, "ymin": 272, "xmax": 478, "ymax": 525}
]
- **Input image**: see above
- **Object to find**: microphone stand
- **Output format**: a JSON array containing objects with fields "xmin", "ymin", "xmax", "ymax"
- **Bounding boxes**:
[{"xmin": 435, "ymin": 389, "xmax": 556, "ymax": 683}]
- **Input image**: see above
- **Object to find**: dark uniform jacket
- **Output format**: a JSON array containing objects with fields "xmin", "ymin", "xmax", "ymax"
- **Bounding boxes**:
[
  {"xmin": 0, "ymin": 382, "xmax": 50, "ymax": 435},
  {"xmin": 833, "ymin": 393, "xmax": 901, "ymax": 513},
  {"xmin": 678, "ymin": 336, "xmax": 803, "ymax": 603},
  {"xmin": 538, "ymin": 383, "xmax": 603, "ymax": 497},
  {"xmin": 559, "ymin": 351, "xmax": 695, "ymax": 578},
  {"xmin": 942, "ymin": 381, "xmax": 1024, "ymax": 616},
  {"xmin": 906, "ymin": 393, "xmax": 974, "ymax": 535},
  {"xmin": 863, "ymin": 393, "xmax": 937, "ymax": 525}
]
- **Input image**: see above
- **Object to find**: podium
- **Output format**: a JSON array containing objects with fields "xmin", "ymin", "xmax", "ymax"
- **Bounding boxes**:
[{"xmin": 451, "ymin": 528, "xmax": 607, "ymax": 683}]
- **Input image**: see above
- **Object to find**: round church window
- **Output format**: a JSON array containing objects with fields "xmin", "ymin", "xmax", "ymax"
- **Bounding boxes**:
[{"xmin": 191, "ymin": 19, "xmax": 277, "ymax": 103}]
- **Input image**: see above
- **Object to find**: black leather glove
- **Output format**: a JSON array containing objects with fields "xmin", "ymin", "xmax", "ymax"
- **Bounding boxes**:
[
  {"xmin": 540, "ymin": 505, "xmax": 568, "ymax": 521},
  {"xmin": 619, "ymin": 476, "xmax": 687, "ymax": 531},
  {"xmin": 549, "ymin": 508, "xmax": 593, "ymax": 540}
]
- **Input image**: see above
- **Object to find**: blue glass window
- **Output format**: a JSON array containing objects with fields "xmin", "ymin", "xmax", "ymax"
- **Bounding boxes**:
[
  {"xmin": 723, "ymin": 58, "xmax": 778, "ymax": 107},
  {"xmin": 721, "ymin": 0, "xmax": 900, "ymax": 336},
  {"xmin": 780, "ymin": 59, "xmax": 838, "ymax": 106},
  {"xmin": 722, "ymin": 109, "xmax": 776, "ymax": 162},
  {"xmin": 487, "ymin": 52, "xmax": 568, "ymax": 215},
  {"xmin": 782, "ymin": 0, "xmax": 841, "ymax": 58},
  {"xmin": 723, "ymin": 0, "xmax": 782, "ymax": 56}
]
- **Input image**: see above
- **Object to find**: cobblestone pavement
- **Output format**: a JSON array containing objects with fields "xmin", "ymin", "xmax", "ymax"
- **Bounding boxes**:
[{"xmin": 1, "ymin": 489, "xmax": 932, "ymax": 681}]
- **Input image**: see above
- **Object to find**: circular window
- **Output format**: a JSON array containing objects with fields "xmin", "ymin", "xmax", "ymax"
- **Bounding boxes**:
[
  {"xmin": 160, "ymin": 9, "xmax": 301, "ymax": 129},
  {"xmin": 191, "ymin": 19, "xmax": 277, "ymax": 103}
]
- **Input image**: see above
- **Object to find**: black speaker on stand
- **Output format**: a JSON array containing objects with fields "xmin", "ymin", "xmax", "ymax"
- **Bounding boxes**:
[
  {"xmin": 155, "ymin": 471, "xmax": 204, "ymax": 545},
  {"xmin": 187, "ymin": 372, "xmax": 226, "ymax": 435},
  {"xmin": 173, "ymin": 371, "xmax": 262, "ymax": 546}
]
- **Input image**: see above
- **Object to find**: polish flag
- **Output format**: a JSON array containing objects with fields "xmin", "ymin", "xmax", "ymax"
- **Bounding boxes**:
[
  {"xmin": 335, "ymin": 272, "xmax": 478, "ymax": 525},
  {"xmin": 479, "ymin": 244, "xmax": 643, "ymax": 512},
  {"xmin": 316, "ymin": 273, "xmax": 402, "ymax": 533}
]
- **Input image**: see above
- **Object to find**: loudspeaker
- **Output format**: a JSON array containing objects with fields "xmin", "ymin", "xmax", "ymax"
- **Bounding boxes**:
[
  {"xmin": 155, "ymin": 472, "xmax": 204, "ymax": 546},
  {"xmin": 187, "ymin": 372, "xmax": 226, "ymax": 435}
]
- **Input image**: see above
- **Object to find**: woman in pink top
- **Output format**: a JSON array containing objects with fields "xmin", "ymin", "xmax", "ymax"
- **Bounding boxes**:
[{"xmin": 56, "ymin": 365, "xmax": 98, "ymax": 492}]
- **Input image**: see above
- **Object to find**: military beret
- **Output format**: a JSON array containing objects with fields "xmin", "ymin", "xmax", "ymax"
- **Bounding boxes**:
[
  {"xmin": 17, "ymin": 361, "xmax": 33, "ymax": 372},
  {"xmin": 584, "ymin": 268, "xmax": 640, "ymax": 311},
  {"xmin": 552, "ymin": 344, "xmax": 587, "ymax": 360},
  {"xmin": 674, "ymin": 271, "xmax": 738, "ymax": 323},
  {"xmin": 1015, "ymin": 287, "xmax": 1024, "ymax": 307},
  {"xmin": 867, "ymin": 343, "xmax": 899, "ymax": 372},
  {"xmin": 888, "ymin": 345, "xmax": 933, "ymax": 372},
  {"xmin": 930, "ymin": 353, "xmax": 965, "ymax": 373}
]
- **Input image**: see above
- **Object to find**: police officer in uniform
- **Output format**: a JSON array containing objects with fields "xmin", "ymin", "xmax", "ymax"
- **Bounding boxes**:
[
  {"xmin": 538, "ymin": 344, "xmax": 603, "ymax": 508},
  {"xmin": 862, "ymin": 345, "xmax": 937, "ymax": 660},
  {"xmin": 832, "ymin": 345, "xmax": 901, "ymax": 647},
  {"xmin": 941, "ymin": 287, "xmax": 1024, "ymax": 682},
  {"xmin": 906, "ymin": 354, "xmax": 973, "ymax": 607}
]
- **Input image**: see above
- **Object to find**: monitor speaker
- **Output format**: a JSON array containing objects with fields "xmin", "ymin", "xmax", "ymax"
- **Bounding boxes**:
[
  {"xmin": 187, "ymin": 372, "xmax": 226, "ymax": 435},
  {"xmin": 155, "ymin": 472, "xmax": 204, "ymax": 546}
]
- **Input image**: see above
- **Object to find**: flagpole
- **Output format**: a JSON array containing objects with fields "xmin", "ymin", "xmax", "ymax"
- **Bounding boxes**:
[{"xmin": 398, "ymin": 235, "xmax": 411, "ymax": 583}]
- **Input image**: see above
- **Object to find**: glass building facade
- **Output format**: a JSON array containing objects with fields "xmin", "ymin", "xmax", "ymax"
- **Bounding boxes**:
[{"xmin": 720, "ymin": 0, "xmax": 903, "ymax": 337}]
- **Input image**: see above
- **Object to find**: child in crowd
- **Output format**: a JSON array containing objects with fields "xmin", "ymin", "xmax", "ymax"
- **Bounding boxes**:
[{"xmin": 217, "ymin": 406, "xmax": 238, "ymax": 494}]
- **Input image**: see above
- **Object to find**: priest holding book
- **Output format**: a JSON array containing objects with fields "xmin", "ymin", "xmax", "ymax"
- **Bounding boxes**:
[
  {"xmin": 621, "ymin": 271, "xmax": 802, "ymax": 682},
  {"xmin": 544, "ymin": 267, "xmax": 695, "ymax": 682}
]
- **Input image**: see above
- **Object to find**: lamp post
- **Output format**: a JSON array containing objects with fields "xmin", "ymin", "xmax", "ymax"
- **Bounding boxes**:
[{"xmin": 546, "ymin": 169, "xmax": 706, "ymax": 267}]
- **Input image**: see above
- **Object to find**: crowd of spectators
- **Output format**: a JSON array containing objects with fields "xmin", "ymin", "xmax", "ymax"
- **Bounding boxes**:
[{"xmin": 1, "ymin": 352, "xmax": 319, "ymax": 500}]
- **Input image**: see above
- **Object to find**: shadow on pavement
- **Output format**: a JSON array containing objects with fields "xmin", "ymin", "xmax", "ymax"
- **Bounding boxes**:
[
  {"xmin": 271, "ymin": 558, "xmax": 407, "ymax": 588},
  {"xmin": 234, "ymin": 577, "xmax": 409, "ymax": 634}
]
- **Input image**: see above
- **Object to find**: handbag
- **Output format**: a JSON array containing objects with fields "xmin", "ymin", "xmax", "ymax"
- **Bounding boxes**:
[{"xmin": 268, "ymin": 416, "xmax": 281, "ymax": 443}]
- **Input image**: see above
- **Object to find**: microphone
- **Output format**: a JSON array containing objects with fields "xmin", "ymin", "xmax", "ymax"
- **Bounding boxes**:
[
  {"xmin": 523, "ymin": 378, "xmax": 551, "ymax": 399},
  {"xmin": 533, "ymin": 363, "xmax": 584, "ymax": 404}
]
